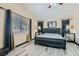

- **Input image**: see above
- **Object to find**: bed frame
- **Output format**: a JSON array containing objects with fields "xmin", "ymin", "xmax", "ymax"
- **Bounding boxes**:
[{"xmin": 35, "ymin": 28, "xmax": 66, "ymax": 50}]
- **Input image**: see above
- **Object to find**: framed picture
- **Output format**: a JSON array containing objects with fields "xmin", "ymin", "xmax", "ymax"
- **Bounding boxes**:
[{"xmin": 47, "ymin": 21, "xmax": 57, "ymax": 28}]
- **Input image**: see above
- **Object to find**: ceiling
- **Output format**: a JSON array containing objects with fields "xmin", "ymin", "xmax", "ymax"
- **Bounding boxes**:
[{"xmin": 23, "ymin": 3, "xmax": 79, "ymax": 21}]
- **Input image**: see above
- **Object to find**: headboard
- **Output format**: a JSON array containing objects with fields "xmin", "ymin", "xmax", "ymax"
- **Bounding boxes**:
[{"xmin": 42, "ymin": 28, "xmax": 62, "ymax": 34}]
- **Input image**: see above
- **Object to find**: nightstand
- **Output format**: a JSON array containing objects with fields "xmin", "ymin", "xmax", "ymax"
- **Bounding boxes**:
[
  {"xmin": 35, "ymin": 32, "xmax": 42, "ymax": 38},
  {"xmin": 65, "ymin": 33, "xmax": 75, "ymax": 42},
  {"xmin": 65, "ymin": 33, "xmax": 79, "ymax": 45}
]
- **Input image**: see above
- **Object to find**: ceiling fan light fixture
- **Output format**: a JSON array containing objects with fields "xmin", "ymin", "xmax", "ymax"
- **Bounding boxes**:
[
  {"xmin": 48, "ymin": 5, "xmax": 52, "ymax": 8},
  {"xmin": 48, "ymin": 3, "xmax": 57, "ymax": 8},
  {"xmin": 48, "ymin": 3, "xmax": 63, "ymax": 8},
  {"xmin": 59, "ymin": 3, "xmax": 63, "ymax": 5},
  {"xmin": 53, "ymin": 3, "xmax": 57, "ymax": 6}
]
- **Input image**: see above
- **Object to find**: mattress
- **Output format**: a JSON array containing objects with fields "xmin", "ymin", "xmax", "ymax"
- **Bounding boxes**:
[{"xmin": 36, "ymin": 33, "xmax": 64, "ymax": 40}]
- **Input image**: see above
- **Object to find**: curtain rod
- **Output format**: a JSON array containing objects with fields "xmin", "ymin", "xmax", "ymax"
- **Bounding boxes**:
[{"xmin": 0, "ymin": 7, "xmax": 30, "ymax": 19}]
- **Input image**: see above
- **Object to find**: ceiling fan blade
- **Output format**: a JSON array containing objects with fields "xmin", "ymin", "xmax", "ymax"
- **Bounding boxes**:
[
  {"xmin": 59, "ymin": 3, "xmax": 63, "ymax": 5},
  {"xmin": 48, "ymin": 5, "xmax": 52, "ymax": 8},
  {"xmin": 48, "ymin": 3, "xmax": 63, "ymax": 8}
]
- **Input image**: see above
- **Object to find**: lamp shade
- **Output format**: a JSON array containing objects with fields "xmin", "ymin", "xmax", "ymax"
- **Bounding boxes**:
[
  {"xmin": 38, "ymin": 26, "xmax": 41, "ymax": 30},
  {"xmin": 66, "ymin": 25, "xmax": 70, "ymax": 30},
  {"xmin": 65, "ymin": 25, "xmax": 70, "ymax": 33}
]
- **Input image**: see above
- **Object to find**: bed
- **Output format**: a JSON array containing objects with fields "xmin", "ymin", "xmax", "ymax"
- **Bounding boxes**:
[{"xmin": 35, "ymin": 28, "xmax": 66, "ymax": 50}]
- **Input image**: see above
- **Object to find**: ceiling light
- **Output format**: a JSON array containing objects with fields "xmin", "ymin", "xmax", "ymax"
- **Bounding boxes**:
[
  {"xmin": 48, "ymin": 3, "xmax": 63, "ymax": 8},
  {"xmin": 53, "ymin": 3, "xmax": 57, "ymax": 6}
]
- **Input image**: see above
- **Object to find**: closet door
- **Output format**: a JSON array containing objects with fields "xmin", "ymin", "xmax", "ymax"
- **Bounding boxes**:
[{"xmin": 11, "ymin": 12, "xmax": 30, "ymax": 47}]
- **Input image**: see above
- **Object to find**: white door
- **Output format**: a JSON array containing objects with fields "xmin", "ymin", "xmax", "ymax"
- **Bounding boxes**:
[{"xmin": 11, "ymin": 12, "xmax": 30, "ymax": 46}]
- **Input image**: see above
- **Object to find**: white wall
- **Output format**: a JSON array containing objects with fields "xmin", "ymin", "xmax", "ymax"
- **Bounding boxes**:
[
  {"xmin": 71, "ymin": 16, "xmax": 79, "ymax": 43},
  {"xmin": 0, "ymin": 9, "xmax": 5, "ymax": 49}
]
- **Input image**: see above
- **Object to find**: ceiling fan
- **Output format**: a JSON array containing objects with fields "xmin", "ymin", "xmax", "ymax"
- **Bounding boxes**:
[{"xmin": 48, "ymin": 3, "xmax": 63, "ymax": 8}]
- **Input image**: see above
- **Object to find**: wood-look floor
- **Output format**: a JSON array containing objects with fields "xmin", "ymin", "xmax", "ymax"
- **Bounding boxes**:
[{"xmin": 7, "ymin": 40, "xmax": 79, "ymax": 56}]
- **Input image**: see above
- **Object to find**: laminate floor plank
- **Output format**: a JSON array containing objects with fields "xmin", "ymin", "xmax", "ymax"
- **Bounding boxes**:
[{"xmin": 7, "ymin": 40, "xmax": 79, "ymax": 56}]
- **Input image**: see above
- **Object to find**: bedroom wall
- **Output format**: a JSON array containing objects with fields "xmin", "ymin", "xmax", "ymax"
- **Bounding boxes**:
[
  {"xmin": 70, "ymin": 15, "xmax": 79, "ymax": 44},
  {"xmin": 0, "ymin": 9, "xmax": 5, "ymax": 49},
  {"xmin": 0, "ymin": 3, "xmax": 37, "ymax": 47}
]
